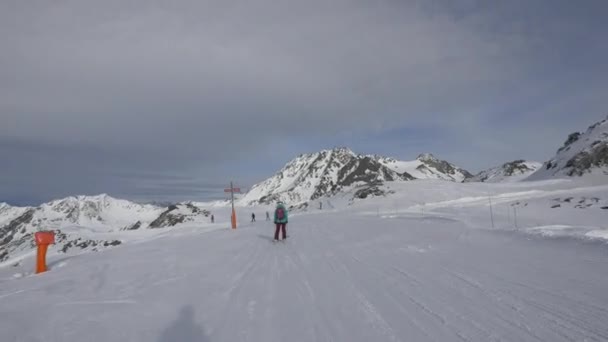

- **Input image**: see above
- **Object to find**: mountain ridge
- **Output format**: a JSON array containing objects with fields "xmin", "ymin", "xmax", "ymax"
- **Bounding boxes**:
[
  {"xmin": 528, "ymin": 115, "xmax": 608, "ymax": 180},
  {"xmin": 240, "ymin": 148, "xmax": 472, "ymax": 206},
  {"xmin": 0, "ymin": 195, "xmax": 211, "ymax": 265},
  {"xmin": 466, "ymin": 160, "xmax": 542, "ymax": 183}
]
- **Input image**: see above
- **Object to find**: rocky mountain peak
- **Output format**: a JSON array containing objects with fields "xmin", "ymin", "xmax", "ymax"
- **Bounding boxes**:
[
  {"xmin": 529, "ymin": 115, "xmax": 608, "ymax": 179},
  {"xmin": 503, "ymin": 160, "xmax": 535, "ymax": 175},
  {"xmin": 466, "ymin": 160, "xmax": 541, "ymax": 183},
  {"xmin": 241, "ymin": 148, "xmax": 477, "ymax": 205},
  {"xmin": 557, "ymin": 133, "xmax": 582, "ymax": 154},
  {"xmin": 240, "ymin": 148, "xmax": 415, "ymax": 206},
  {"xmin": 327, "ymin": 146, "xmax": 355, "ymax": 155},
  {"xmin": 415, "ymin": 154, "xmax": 473, "ymax": 181},
  {"xmin": 417, "ymin": 153, "xmax": 437, "ymax": 162}
]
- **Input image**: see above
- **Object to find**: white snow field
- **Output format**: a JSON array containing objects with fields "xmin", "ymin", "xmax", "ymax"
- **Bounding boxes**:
[{"xmin": 1, "ymin": 179, "xmax": 608, "ymax": 342}]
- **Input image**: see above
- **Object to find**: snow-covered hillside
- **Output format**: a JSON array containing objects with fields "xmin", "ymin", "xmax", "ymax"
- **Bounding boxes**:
[
  {"xmin": 241, "ymin": 149, "xmax": 471, "ymax": 206},
  {"xmin": 529, "ymin": 116, "xmax": 608, "ymax": 180},
  {"xmin": 2, "ymin": 179, "xmax": 608, "ymax": 342},
  {"xmin": 0, "ymin": 195, "xmax": 212, "ymax": 265},
  {"xmin": 466, "ymin": 160, "xmax": 542, "ymax": 183},
  {"xmin": 239, "ymin": 148, "xmax": 414, "ymax": 206},
  {"xmin": 0, "ymin": 203, "xmax": 28, "ymax": 227}
]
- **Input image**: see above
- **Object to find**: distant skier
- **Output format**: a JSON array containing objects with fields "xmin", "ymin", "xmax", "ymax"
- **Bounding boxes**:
[
  {"xmin": 211, "ymin": 214, "xmax": 214, "ymax": 223},
  {"xmin": 266, "ymin": 211, "xmax": 270, "ymax": 221},
  {"xmin": 251, "ymin": 213, "xmax": 256, "ymax": 222},
  {"xmin": 274, "ymin": 202, "xmax": 289, "ymax": 241}
]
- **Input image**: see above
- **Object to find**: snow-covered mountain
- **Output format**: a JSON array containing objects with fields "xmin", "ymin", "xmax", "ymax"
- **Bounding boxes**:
[
  {"xmin": 38, "ymin": 194, "xmax": 162, "ymax": 227},
  {"xmin": 0, "ymin": 195, "xmax": 211, "ymax": 264},
  {"xmin": 466, "ymin": 160, "xmax": 542, "ymax": 183},
  {"xmin": 0, "ymin": 203, "xmax": 28, "ymax": 227},
  {"xmin": 148, "ymin": 203, "xmax": 211, "ymax": 228},
  {"xmin": 239, "ymin": 148, "xmax": 414, "ymax": 206},
  {"xmin": 240, "ymin": 148, "xmax": 472, "ymax": 206},
  {"xmin": 377, "ymin": 153, "xmax": 473, "ymax": 182},
  {"xmin": 528, "ymin": 116, "xmax": 608, "ymax": 180}
]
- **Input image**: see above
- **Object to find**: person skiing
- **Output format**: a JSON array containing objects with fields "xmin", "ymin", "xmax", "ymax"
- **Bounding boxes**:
[
  {"xmin": 274, "ymin": 202, "xmax": 288, "ymax": 241},
  {"xmin": 266, "ymin": 211, "xmax": 270, "ymax": 221},
  {"xmin": 211, "ymin": 214, "xmax": 214, "ymax": 223},
  {"xmin": 251, "ymin": 213, "xmax": 256, "ymax": 222}
]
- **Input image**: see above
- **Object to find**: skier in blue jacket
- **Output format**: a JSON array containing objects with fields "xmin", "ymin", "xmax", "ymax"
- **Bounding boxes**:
[{"xmin": 274, "ymin": 202, "xmax": 289, "ymax": 241}]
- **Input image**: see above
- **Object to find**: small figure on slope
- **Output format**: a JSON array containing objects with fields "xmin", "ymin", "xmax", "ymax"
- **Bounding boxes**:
[
  {"xmin": 251, "ymin": 213, "xmax": 256, "ymax": 222},
  {"xmin": 274, "ymin": 202, "xmax": 289, "ymax": 241}
]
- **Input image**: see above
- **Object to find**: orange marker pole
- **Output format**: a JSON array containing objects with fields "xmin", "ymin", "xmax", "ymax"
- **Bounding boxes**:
[
  {"xmin": 231, "ymin": 208, "xmax": 237, "ymax": 229},
  {"xmin": 34, "ymin": 231, "xmax": 55, "ymax": 274},
  {"xmin": 224, "ymin": 181, "xmax": 240, "ymax": 229},
  {"xmin": 36, "ymin": 244, "xmax": 49, "ymax": 274},
  {"xmin": 231, "ymin": 181, "xmax": 237, "ymax": 229}
]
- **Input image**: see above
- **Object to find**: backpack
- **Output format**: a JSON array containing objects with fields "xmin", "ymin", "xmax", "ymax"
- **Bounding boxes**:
[{"xmin": 276, "ymin": 207, "xmax": 285, "ymax": 220}]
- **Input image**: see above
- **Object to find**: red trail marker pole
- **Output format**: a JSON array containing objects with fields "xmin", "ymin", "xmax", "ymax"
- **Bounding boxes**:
[
  {"xmin": 34, "ymin": 231, "xmax": 55, "ymax": 274},
  {"xmin": 224, "ymin": 182, "xmax": 241, "ymax": 229}
]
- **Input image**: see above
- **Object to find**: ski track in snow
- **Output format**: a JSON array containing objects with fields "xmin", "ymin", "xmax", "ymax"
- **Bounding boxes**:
[
  {"xmin": 0, "ymin": 289, "xmax": 26, "ymax": 300},
  {"xmin": 1, "ymin": 211, "xmax": 608, "ymax": 342},
  {"xmin": 56, "ymin": 299, "xmax": 137, "ymax": 306}
]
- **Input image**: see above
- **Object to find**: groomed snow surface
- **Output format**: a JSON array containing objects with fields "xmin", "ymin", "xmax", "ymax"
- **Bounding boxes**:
[{"xmin": 2, "ymin": 179, "xmax": 608, "ymax": 342}]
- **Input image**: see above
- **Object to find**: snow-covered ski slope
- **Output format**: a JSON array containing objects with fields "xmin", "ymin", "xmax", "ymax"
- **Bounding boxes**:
[{"xmin": 1, "ymin": 179, "xmax": 608, "ymax": 342}]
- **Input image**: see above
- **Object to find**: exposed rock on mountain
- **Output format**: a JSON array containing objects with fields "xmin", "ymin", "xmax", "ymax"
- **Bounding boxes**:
[
  {"xmin": 466, "ymin": 160, "xmax": 542, "ymax": 183},
  {"xmin": 529, "ymin": 116, "xmax": 608, "ymax": 179},
  {"xmin": 240, "ymin": 148, "xmax": 414, "ymax": 206}
]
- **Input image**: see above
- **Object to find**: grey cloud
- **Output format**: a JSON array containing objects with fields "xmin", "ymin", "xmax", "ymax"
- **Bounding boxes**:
[{"xmin": 1, "ymin": 0, "xmax": 607, "ymax": 203}]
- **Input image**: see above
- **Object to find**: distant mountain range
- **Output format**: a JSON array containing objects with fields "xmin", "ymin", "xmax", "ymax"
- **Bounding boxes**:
[
  {"xmin": 241, "ymin": 116, "xmax": 608, "ymax": 205},
  {"xmin": 1, "ymin": 115, "xmax": 607, "ymax": 266},
  {"xmin": 238, "ymin": 149, "xmax": 472, "ymax": 206},
  {"xmin": 0, "ymin": 195, "xmax": 210, "ymax": 264}
]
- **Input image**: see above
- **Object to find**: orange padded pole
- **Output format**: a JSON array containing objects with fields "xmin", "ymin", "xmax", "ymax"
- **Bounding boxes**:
[
  {"xmin": 34, "ymin": 231, "xmax": 55, "ymax": 274},
  {"xmin": 36, "ymin": 244, "xmax": 49, "ymax": 274},
  {"xmin": 231, "ymin": 208, "xmax": 237, "ymax": 229}
]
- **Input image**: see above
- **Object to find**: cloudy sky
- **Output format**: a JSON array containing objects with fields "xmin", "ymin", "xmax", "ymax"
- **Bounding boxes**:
[{"xmin": 1, "ymin": 0, "xmax": 607, "ymax": 205}]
